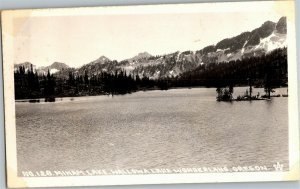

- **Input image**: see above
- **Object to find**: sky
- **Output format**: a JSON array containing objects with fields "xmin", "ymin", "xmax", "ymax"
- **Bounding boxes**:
[{"xmin": 12, "ymin": 9, "xmax": 283, "ymax": 68}]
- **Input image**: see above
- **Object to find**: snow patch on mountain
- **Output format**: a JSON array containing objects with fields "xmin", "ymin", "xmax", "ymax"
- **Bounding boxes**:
[
  {"xmin": 255, "ymin": 32, "xmax": 286, "ymax": 52},
  {"xmin": 241, "ymin": 40, "xmax": 248, "ymax": 54},
  {"xmin": 50, "ymin": 69, "xmax": 59, "ymax": 74},
  {"xmin": 217, "ymin": 48, "xmax": 230, "ymax": 52}
]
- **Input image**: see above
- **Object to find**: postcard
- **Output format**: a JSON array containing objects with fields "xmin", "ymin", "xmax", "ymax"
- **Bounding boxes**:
[{"xmin": 1, "ymin": 0, "xmax": 299, "ymax": 188}]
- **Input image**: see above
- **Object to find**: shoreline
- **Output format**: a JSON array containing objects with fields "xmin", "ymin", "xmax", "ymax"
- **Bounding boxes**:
[{"xmin": 15, "ymin": 86, "xmax": 288, "ymax": 102}]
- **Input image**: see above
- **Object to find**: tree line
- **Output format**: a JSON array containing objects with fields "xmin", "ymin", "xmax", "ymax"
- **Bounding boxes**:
[
  {"xmin": 176, "ymin": 47, "xmax": 287, "ymax": 88},
  {"xmin": 14, "ymin": 65, "xmax": 55, "ymax": 99},
  {"xmin": 14, "ymin": 48, "xmax": 287, "ymax": 100},
  {"xmin": 14, "ymin": 66, "xmax": 166, "ymax": 99}
]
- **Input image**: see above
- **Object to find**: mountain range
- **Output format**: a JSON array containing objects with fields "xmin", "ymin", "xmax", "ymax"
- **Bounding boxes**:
[{"xmin": 14, "ymin": 17, "xmax": 287, "ymax": 79}]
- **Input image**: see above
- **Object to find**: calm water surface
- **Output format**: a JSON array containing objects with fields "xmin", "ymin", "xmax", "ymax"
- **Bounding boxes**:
[{"xmin": 16, "ymin": 87, "xmax": 288, "ymax": 173}]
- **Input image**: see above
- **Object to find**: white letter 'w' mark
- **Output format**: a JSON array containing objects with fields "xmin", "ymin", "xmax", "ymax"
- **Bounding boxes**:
[{"xmin": 273, "ymin": 162, "xmax": 284, "ymax": 171}]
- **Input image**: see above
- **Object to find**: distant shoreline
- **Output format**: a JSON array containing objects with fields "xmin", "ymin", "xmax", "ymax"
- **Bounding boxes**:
[{"xmin": 15, "ymin": 85, "xmax": 288, "ymax": 102}]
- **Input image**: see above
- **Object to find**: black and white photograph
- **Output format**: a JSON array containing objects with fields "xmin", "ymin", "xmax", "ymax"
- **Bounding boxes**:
[{"xmin": 2, "ymin": 0, "xmax": 299, "ymax": 188}]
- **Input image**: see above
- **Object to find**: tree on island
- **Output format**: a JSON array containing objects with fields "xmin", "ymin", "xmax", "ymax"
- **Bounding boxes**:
[
  {"xmin": 264, "ymin": 72, "xmax": 275, "ymax": 99},
  {"xmin": 263, "ymin": 62, "xmax": 275, "ymax": 99},
  {"xmin": 216, "ymin": 86, "xmax": 233, "ymax": 101},
  {"xmin": 247, "ymin": 77, "xmax": 253, "ymax": 99}
]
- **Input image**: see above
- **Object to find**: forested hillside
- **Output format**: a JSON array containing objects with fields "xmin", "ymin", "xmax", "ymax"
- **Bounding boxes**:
[{"xmin": 14, "ymin": 48, "xmax": 287, "ymax": 99}]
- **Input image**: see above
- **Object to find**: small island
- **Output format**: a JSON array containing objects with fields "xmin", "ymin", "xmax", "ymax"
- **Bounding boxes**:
[{"xmin": 216, "ymin": 85, "xmax": 288, "ymax": 102}]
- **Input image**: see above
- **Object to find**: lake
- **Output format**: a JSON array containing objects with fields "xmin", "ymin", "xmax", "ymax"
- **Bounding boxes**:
[{"xmin": 15, "ymin": 87, "xmax": 289, "ymax": 174}]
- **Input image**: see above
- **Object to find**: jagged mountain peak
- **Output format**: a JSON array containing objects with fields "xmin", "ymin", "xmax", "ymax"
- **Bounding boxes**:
[
  {"xmin": 14, "ymin": 62, "xmax": 36, "ymax": 72},
  {"xmin": 33, "ymin": 62, "xmax": 70, "ymax": 75},
  {"xmin": 96, "ymin": 55, "xmax": 111, "ymax": 62},
  {"xmin": 49, "ymin": 62, "xmax": 69, "ymax": 69},
  {"xmin": 84, "ymin": 55, "xmax": 111, "ymax": 67},
  {"xmin": 15, "ymin": 61, "xmax": 34, "ymax": 67},
  {"xmin": 15, "ymin": 17, "xmax": 287, "ymax": 79},
  {"xmin": 127, "ymin": 52, "xmax": 152, "ymax": 62},
  {"xmin": 276, "ymin": 16, "xmax": 287, "ymax": 34},
  {"xmin": 137, "ymin": 52, "xmax": 152, "ymax": 57},
  {"xmin": 262, "ymin": 20, "xmax": 276, "ymax": 27}
]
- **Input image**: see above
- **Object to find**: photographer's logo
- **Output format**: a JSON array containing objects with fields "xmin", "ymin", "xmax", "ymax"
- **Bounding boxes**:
[{"xmin": 273, "ymin": 162, "xmax": 284, "ymax": 171}]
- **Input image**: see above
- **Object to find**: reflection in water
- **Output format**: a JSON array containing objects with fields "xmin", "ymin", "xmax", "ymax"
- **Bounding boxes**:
[{"xmin": 15, "ymin": 87, "xmax": 288, "ymax": 174}]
